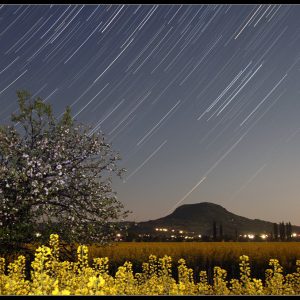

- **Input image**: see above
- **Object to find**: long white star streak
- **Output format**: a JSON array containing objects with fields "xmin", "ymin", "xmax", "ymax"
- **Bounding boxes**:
[
  {"xmin": 101, "ymin": 5, "xmax": 124, "ymax": 33},
  {"xmin": 150, "ymin": 28, "xmax": 186, "ymax": 73},
  {"xmin": 253, "ymin": 26, "xmax": 288, "ymax": 64},
  {"xmin": 43, "ymin": 22, "xmax": 84, "ymax": 64},
  {"xmin": 69, "ymin": 81, "xmax": 95, "ymax": 108},
  {"xmin": 286, "ymin": 127, "xmax": 300, "ymax": 143},
  {"xmin": 92, "ymin": 72, "xmax": 132, "ymax": 112},
  {"xmin": 265, "ymin": 5, "xmax": 276, "ymax": 19},
  {"xmin": 167, "ymin": 5, "xmax": 183, "ymax": 24},
  {"xmin": 73, "ymin": 83, "xmax": 109, "ymax": 119},
  {"xmin": 0, "ymin": 56, "xmax": 19, "ymax": 75},
  {"xmin": 122, "ymin": 5, "xmax": 158, "ymax": 48},
  {"xmin": 179, "ymin": 35, "xmax": 222, "ymax": 85},
  {"xmin": 234, "ymin": 89, "xmax": 286, "ymax": 136},
  {"xmin": 125, "ymin": 25, "xmax": 166, "ymax": 70},
  {"xmin": 40, "ymin": 6, "xmax": 71, "ymax": 39},
  {"xmin": 167, "ymin": 177, "xmax": 207, "ymax": 214},
  {"xmin": 15, "ymin": 15, "xmax": 54, "ymax": 54},
  {"xmin": 47, "ymin": 6, "xmax": 79, "ymax": 43},
  {"xmin": 169, "ymin": 130, "xmax": 250, "ymax": 213},
  {"xmin": 197, "ymin": 61, "xmax": 252, "ymax": 120},
  {"xmin": 234, "ymin": 5, "xmax": 262, "ymax": 39},
  {"xmin": 253, "ymin": 6, "xmax": 271, "ymax": 27},
  {"xmin": 93, "ymin": 37, "xmax": 134, "ymax": 83},
  {"xmin": 198, "ymin": 116, "xmax": 230, "ymax": 145},
  {"xmin": 0, "ymin": 6, "xmax": 29, "ymax": 36},
  {"xmin": 214, "ymin": 63, "xmax": 263, "ymax": 117},
  {"xmin": 64, "ymin": 20, "xmax": 104, "ymax": 63},
  {"xmin": 43, "ymin": 88, "xmax": 58, "ymax": 102},
  {"xmin": 240, "ymin": 73, "xmax": 287, "ymax": 126},
  {"xmin": 133, "ymin": 26, "xmax": 173, "ymax": 74},
  {"xmin": 211, "ymin": 70, "xmax": 264, "ymax": 125},
  {"xmin": 195, "ymin": 48, "xmax": 240, "ymax": 105},
  {"xmin": 124, "ymin": 139, "xmax": 167, "ymax": 182},
  {"xmin": 89, "ymin": 99, "xmax": 126, "ymax": 136},
  {"xmin": 65, "ymin": 39, "xmax": 111, "ymax": 86},
  {"xmin": 211, "ymin": 62, "xmax": 252, "ymax": 107},
  {"xmin": 205, "ymin": 132, "xmax": 250, "ymax": 175},
  {"xmin": 163, "ymin": 38, "xmax": 192, "ymax": 72},
  {"xmin": 32, "ymin": 84, "xmax": 48, "ymax": 98},
  {"xmin": 228, "ymin": 163, "xmax": 267, "ymax": 202},
  {"xmin": 0, "ymin": 69, "xmax": 27, "ymax": 96},
  {"xmin": 25, "ymin": 7, "xmax": 77, "ymax": 63},
  {"xmin": 151, "ymin": 65, "xmax": 190, "ymax": 104},
  {"xmin": 109, "ymin": 114, "xmax": 136, "ymax": 143},
  {"xmin": 137, "ymin": 100, "xmax": 181, "ymax": 146},
  {"xmin": 180, "ymin": 8, "xmax": 202, "ymax": 35},
  {"xmin": 268, "ymin": 5, "xmax": 281, "ymax": 22},
  {"xmin": 108, "ymin": 90, "xmax": 151, "ymax": 136},
  {"xmin": 137, "ymin": 5, "xmax": 158, "ymax": 32},
  {"xmin": 49, "ymin": 5, "xmax": 84, "ymax": 44},
  {"xmin": 4, "ymin": 17, "xmax": 44, "ymax": 54}
]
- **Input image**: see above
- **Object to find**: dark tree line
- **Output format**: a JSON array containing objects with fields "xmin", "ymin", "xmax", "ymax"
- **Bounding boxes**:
[
  {"xmin": 210, "ymin": 220, "xmax": 296, "ymax": 242},
  {"xmin": 212, "ymin": 220, "xmax": 224, "ymax": 241},
  {"xmin": 273, "ymin": 221, "xmax": 293, "ymax": 241}
]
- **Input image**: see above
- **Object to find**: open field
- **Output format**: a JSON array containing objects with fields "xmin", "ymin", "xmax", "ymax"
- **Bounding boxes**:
[
  {"xmin": 88, "ymin": 241, "xmax": 300, "ymax": 281},
  {"xmin": 1, "ymin": 236, "xmax": 300, "ymax": 295}
]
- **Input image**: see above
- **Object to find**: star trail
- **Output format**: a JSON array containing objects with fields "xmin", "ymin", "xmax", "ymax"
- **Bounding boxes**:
[{"xmin": 1, "ymin": 4, "xmax": 300, "ymax": 224}]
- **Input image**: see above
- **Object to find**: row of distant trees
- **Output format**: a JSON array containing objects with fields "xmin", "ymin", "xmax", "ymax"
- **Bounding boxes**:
[
  {"xmin": 211, "ymin": 221, "xmax": 296, "ymax": 242},
  {"xmin": 121, "ymin": 220, "xmax": 299, "ymax": 242},
  {"xmin": 212, "ymin": 220, "xmax": 223, "ymax": 241},
  {"xmin": 123, "ymin": 220, "xmax": 298, "ymax": 242},
  {"xmin": 273, "ymin": 222, "xmax": 293, "ymax": 241}
]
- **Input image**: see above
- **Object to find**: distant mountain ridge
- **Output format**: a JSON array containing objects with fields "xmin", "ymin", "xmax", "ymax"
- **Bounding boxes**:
[{"xmin": 132, "ymin": 202, "xmax": 300, "ymax": 236}]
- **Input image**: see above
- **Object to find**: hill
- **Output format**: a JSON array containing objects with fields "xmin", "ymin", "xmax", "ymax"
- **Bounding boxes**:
[{"xmin": 129, "ymin": 202, "xmax": 300, "ymax": 238}]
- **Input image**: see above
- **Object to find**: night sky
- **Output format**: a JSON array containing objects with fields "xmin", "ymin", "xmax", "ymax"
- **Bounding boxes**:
[{"xmin": 1, "ymin": 4, "xmax": 300, "ymax": 224}]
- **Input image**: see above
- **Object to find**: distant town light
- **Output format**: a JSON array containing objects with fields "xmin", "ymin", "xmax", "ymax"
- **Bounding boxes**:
[
  {"xmin": 248, "ymin": 234, "xmax": 254, "ymax": 239},
  {"xmin": 179, "ymin": 230, "xmax": 183, "ymax": 234},
  {"xmin": 116, "ymin": 233, "xmax": 121, "ymax": 237},
  {"xmin": 35, "ymin": 232, "xmax": 41, "ymax": 238},
  {"xmin": 260, "ymin": 234, "xmax": 267, "ymax": 239},
  {"xmin": 198, "ymin": 235, "xmax": 202, "ymax": 238},
  {"xmin": 292, "ymin": 233, "xmax": 297, "ymax": 237}
]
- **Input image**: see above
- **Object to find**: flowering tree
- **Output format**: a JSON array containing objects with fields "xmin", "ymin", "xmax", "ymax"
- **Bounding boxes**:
[{"xmin": 0, "ymin": 90, "xmax": 128, "ymax": 253}]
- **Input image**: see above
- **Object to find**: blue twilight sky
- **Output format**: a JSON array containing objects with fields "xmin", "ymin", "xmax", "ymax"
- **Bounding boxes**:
[{"xmin": 1, "ymin": 4, "xmax": 300, "ymax": 224}]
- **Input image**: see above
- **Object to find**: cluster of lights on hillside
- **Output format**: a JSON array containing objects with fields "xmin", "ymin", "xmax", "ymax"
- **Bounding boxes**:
[
  {"xmin": 152, "ymin": 228, "xmax": 300, "ymax": 240},
  {"xmin": 240, "ymin": 233, "xmax": 300, "ymax": 239},
  {"xmin": 155, "ymin": 228, "xmax": 169, "ymax": 232},
  {"xmin": 155, "ymin": 228, "xmax": 186, "ymax": 233},
  {"xmin": 113, "ymin": 228, "xmax": 300, "ymax": 242},
  {"xmin": 154, "ymin": 228, "xmax": 199, "ymax": 239}
]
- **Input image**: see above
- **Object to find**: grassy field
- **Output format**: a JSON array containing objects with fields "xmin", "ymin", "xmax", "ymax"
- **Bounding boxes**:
[
  {"xmin": 88, "ymin": 241, "xmax": 300, "ymax": 281},
  {"xmin": 2, "ymin": 236, "xmax": 300, "ymax": 295}
]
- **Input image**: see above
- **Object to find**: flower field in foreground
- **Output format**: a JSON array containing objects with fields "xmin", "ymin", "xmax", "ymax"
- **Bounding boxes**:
[
  {"xmin": 88, "ymin": 240, "xmax": 300, "ymax": 280},
  {"xmin": 1, "ymin": 234, "xmax": 300, "ymax": 295}
]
